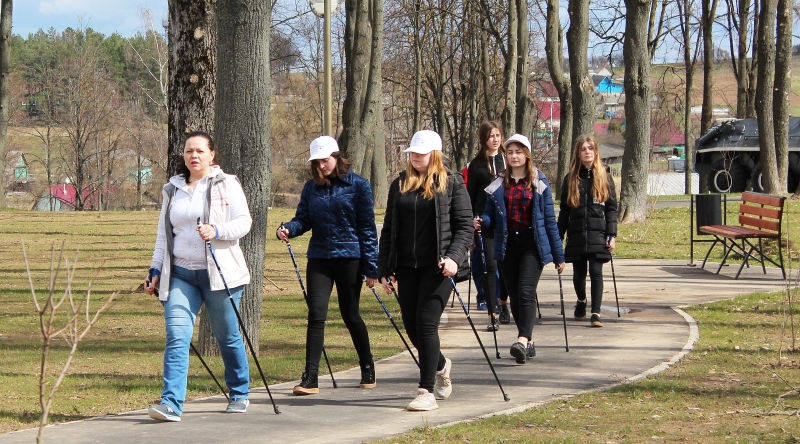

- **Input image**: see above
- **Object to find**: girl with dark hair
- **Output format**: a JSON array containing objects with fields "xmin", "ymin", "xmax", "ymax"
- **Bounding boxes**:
[
  {"xmin": 479, "ymin": 134, "xmax": 565, "ymax": 364},
  {"xmin": 144, "ymin": 131, "xmax": 252, "ymax": 421},
  {"xmin": 467, "ymin": 121, "xmax": 509, "ymax": 331},
  {"xmin": 277, "ymin": 136, "xmax": 379, "ymax": 395},
  {"xmin": 557, "ymin": 135, "xmax": 618, "ymax": 328},
  {"xmin": 378, "ymin": 130, "xmax": 473, "ymax": 411}
]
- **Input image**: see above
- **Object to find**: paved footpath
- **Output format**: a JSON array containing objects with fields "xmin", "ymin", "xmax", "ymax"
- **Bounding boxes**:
[{"xmin": 1, "ymin": 259, "xmax": 789, "ymax": 444}]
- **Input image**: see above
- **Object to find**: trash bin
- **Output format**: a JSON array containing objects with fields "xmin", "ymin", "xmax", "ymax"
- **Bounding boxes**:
[{"xmin": 694, "ymin": 194, "xmax": 722, "ymax": 235}]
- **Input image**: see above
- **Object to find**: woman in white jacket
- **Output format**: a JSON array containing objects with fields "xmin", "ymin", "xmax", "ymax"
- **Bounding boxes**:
[{"xmin": 144, "ymin": 131, "xmax": 252, "ymax": 422}]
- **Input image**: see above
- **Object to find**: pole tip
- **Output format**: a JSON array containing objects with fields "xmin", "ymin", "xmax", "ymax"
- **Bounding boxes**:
[{"xmin": 503, "ymin": 394, "xmax": 510, "ymax": 401}]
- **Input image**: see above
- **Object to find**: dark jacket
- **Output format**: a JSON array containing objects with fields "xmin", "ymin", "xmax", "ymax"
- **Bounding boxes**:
[
  {"xmin": 282, "ymin": 171, "xmax": 379, "ymax": 278},
  {"xmin": 377, "ymin": 170, "xmax": 473, "ymax": 277},
  {"xmin": 557, "ymin": 165, "xmax": 618, "ymax": 263},
  {"xmin": 480, "ymin": 171, "xmax": 565, "ymax": 266},
  {"xmin": 466, "ymin": 154, "xmax": 506, "ymax": 217}
]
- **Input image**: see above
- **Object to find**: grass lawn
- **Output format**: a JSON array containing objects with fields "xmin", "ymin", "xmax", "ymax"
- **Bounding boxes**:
[
  {"xmin": 0, "ymin": 198, "xmax": 799, "ymax": 439},
  {"xmin": 0, "ymin": 208, "xmax": 404, "ymax": 433}
]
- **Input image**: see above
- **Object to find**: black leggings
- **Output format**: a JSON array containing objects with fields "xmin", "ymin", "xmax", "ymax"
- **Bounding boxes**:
[
  {"xmin": 395, "ymin": 266, "xmax": 449, "ymax": 393},
  {"xmin": 305, "ymin": 258, "xmax": 372, "ymax": 373},
  {"xmin": 572, "ymin": 255, "xmax": 604, "ymax": 314},
  {"xmin": 497, "ymin": 230, "xmax": 543, "ymax": 341}
]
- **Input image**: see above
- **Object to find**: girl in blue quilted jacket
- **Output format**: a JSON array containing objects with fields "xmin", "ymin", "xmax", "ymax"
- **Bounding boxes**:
[
  {"xmin": 479, "ymin": 134, "xmax": 565, "ymax": 364},
  {"xmin": 277, "ymin": 136, "xmax": 379, "ymax": 396}
]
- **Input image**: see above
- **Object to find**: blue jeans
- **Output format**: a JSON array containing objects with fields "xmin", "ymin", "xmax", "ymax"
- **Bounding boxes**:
[{"xmin": 161, "ymin": 265, "xmax": 250, "ymax": 415}]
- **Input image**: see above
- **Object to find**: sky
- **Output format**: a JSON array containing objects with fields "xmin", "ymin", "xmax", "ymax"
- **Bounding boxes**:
[{"xmin": 14, "ymin": 0, "xmax": 169, "ymax": 38}]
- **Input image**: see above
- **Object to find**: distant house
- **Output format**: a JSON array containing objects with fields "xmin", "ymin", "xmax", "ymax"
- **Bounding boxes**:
[
  {"xmin": 33, "ymin": 183, "xmax": 104, "ymax": 211},
  {"xmin": 4, "ymin": 150, "xmax": 34, "ymax": 192},
  {"xmin": 593, "ymin": 75, "xmax": 624, "ymax": 94},
  {"xmin": 538, "ymin": 99, "xmax": 561, "ymax": 130}
]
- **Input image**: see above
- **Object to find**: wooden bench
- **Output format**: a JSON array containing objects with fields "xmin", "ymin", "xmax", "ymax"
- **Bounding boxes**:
[{"xmin": 699, "ymin": 192, "xmax": 786, "ymax": 279}]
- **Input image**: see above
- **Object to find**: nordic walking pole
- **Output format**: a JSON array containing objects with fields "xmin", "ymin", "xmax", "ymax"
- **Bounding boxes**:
[
  {"xmin": 476, "ymin": 229, "xmax": 501, "ymax": 359},
  {"xmin": 557, "ymin": 269, "xmax": 570, "ymax": 352},
  {"xmin": 190, "ymin": 342, "xmax": 230, "ymax": 402},
  {"xmin": 368, "ymin": 284, "xmax": 420, "ymax": 368},
  {"xmin": 448, "ymin": 276, "xmax": 510, "ymax": 401},
  {"xmin": 610, "ymin": 254, "xmax": 621, "ymax": 317},
  {"xmin": 281, "ymin": 226, "xmax": 338, "ymax": 389},
  {"xmin": 200, "ymin": 219, "xmax": 280, "ymax": 414}
]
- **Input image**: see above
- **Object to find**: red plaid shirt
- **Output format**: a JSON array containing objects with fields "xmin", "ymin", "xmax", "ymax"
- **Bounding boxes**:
[{"xmin": 504, "ymin": 177, "xmax": 533, "ymax": 230}]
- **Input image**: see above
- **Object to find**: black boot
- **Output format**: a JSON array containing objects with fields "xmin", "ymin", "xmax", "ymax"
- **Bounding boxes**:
[
  {"xmin": 499, "ymin": 304, "xmax": 511, "ymax": 324},
  {"xmin": 574, "ymin": 299, "xmax": 587, "ymax": 320},
  {"xmin": 360, "ymin": 360, "xmax": 376, "ymax": 389},
  {"xmin": 292, "ymin": 371, "xmax": 319, "ymax": 395}
]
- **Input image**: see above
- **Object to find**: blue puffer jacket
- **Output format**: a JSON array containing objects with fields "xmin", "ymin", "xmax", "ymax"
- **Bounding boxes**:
[
  {"xmin": 480, "ymin": 171, "xmax": 565, "ymax": 266},
  {"xmin": 282, "ymin": 171, "xmax": 379, "ymax": 278}
]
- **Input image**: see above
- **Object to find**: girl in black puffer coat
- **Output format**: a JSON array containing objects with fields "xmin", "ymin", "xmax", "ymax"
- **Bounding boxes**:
[{"xmin": 557, "ymin": 135, "xmax": 618, "ymax": 328}]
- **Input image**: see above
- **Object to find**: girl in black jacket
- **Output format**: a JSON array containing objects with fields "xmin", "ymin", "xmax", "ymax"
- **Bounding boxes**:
[
  {"xmin": 378, "ymin": 130, "xmax": 473, "ymax": 411},
  {"xmin": 557, "ymin": 135, "xmax": 618, "ymax": 328},
  {"xmin": 466, "ymin": 121, "xmax": 509, "ymax": 331}
]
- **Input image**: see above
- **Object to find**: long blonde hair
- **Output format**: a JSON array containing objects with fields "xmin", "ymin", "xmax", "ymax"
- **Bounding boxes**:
[
  {"xmin": 503, "ymin": 142, "xmax": 538, "ymax": 191},
  {"xmin": 566, "ymin": 135, "xmax": 609, "ymax": 208},
  {"xmin": 400, "ymin": 151, "xmax": 448, "ymax": 199}
]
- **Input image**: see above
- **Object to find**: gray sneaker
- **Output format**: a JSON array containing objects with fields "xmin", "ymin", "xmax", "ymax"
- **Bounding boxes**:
[
  {"xmin": 407, "ymin": 388, "xmax": 438, "ymax": 411},
  {"xmin": 226, "ymin": 398, "xmax": 249, "ymax": 413},
  {"xmin": 148, "ymin": 404, "xmax": 181, "ymax": 422},
  {"xmin": 433, "ymin": 357, "xmax": 452, "ymax": 400}
]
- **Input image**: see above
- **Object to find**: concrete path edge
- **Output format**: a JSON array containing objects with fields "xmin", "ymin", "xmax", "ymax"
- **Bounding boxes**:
[{"xmin": 431, "ymin": 306, "xmax": 700, "ymax": 430}]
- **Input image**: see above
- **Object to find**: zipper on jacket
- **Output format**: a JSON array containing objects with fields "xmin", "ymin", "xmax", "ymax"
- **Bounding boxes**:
[
  {"xmin": 584, "ymin": 169, "xmax": 591, "ymax": 254},
  {"xmin": 413, "ymin": 192, "xmax": 418, "ymax": 268}
]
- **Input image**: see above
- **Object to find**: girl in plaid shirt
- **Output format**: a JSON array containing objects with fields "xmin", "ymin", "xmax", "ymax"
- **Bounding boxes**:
[{"xmin": 478, "ymin": 134, "xmax": 565, "ymax": 364}]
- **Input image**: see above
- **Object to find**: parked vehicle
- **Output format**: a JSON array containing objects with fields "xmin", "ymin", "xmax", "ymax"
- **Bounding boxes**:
[{"xmin": 694, "ymin": 117, "xmax": 800, "ymax": 193}]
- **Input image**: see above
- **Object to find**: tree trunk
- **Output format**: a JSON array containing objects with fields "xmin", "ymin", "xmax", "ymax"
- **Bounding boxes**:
[
  {"xmin": 412, "ymin": 0, "xmax": 422, "ymax": 133},
  {"xmin": 213, "ymin": 0, "xmax": 271, "ymax": 356},
  {"xmin": 0, "ymin": 0, "xmax": 9, "ymax": 208},
  {"xmin": 167, "ymin": 0, "xmax": 216, "ymax": 179},
  {"xmin": 513, "ymin": 0, "xmax": 531, "ymax": 135},
  {"xmin": 168, "ymin": 0, "xmax": 219, "ymax": 356},
  {"xmin": 481, "ymin": 31, "xmax": 495, "ymax": 121},
  {"xmin": 679, "ymin": 0, "xmax": 696, "ymax": 195},
  {"xmin": 734, "ymin": 0, "xmax": 753, "ymax": 118},
  {"xmin": 339, "ymin": 0, "xmax": 387, "ymax": 206},
  {"xmin": 501, "ymin": 0, "xmax": 519, "ymax": 138},
  {"xmin": 700, "ymin": 0, "xmax": 718, "ymax": 135},
  {"xmin": 545, "ymin": 0, "xmax": 572, "ymax": 196},
  {"xmin": 619, "ymin": 0, "xmax": 652, "ymax": 223},
  {"xmin": 774, "ymin": 0, "xmax": 791, "ymax": 190},
  {"xmin": 747, "ymin": 0, "xmax": 759, "ymax": 118},
  {"xmin": 567, "ymin": 0, "xmax": 594, "ymax": 145},
  {"xmin": 755, "ymin": 0, "xmax": 779, "ymax": 194}
]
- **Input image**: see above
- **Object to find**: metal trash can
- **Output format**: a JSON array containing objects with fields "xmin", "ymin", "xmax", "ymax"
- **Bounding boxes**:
[{"xmin": 695, "ymin": 194, "xmax": 722, "ymax": 235}]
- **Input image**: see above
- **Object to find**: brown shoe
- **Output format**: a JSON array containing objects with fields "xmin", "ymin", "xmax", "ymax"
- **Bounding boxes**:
[
  {"xmin": 590, "ymin": 314, "xmax": 604, "ymax": 328},
  {"xmin": 293, "ymin": 372, "xmax": 319, "ymax": 395}
]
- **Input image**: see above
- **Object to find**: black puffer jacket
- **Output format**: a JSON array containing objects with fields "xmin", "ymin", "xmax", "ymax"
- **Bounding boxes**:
[
  {"xmin": 378, "ymin": 170, "xmax": 473, "ymax": 277},
  {"xmin": 557, "ymin": 166, "xmax": 618, "ymax": 263}
]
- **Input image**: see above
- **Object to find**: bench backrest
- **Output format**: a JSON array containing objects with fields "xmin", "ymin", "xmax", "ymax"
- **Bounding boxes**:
[{"xmin": 739, "ymin": 192, "xmax": 786, "ymax": 234}]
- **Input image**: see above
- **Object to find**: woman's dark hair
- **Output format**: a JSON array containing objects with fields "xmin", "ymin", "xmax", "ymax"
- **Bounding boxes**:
[
  {"xmin": 311, "ymin": 152, "xmax": 351, "ymax": 186},
  {"xmin": 473, "ymin": 121, "xmax": 505, "ymax": 173},
  {"xmin": 177, "ymin": 131, "xmax": 218, "ymax": 183}
]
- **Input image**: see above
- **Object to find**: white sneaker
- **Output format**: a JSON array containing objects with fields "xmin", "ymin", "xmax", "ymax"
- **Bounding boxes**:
[
  {"xmin": 433, "ymin": 357, "xmax": 452, "ymax": 400},
  {"xmin": 407, "ymin": 388, "xmax": 438, "ymax": 411}
]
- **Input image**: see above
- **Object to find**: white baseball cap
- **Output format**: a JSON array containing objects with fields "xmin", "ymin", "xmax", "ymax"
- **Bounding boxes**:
[
  {"xmin": 504, "ymin": 133, "xmax": 532, "ymax": 150},
  {"xmin": 404, "ymin": 130, "xmax": 443, "ymax": 154},
  {"xmin": 308, "ymin": 136, "xmax": 339, "ymax": 161}
]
